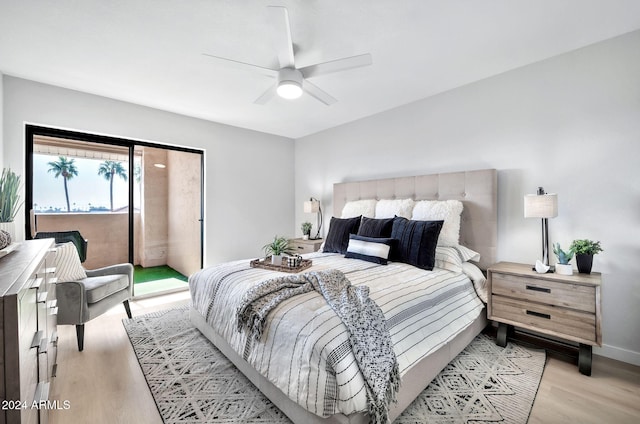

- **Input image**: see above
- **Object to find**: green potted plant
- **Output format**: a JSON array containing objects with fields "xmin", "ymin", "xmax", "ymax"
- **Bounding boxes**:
[
  {"xmin": 263, "ymin": 236, "xmax": 294, "ymax": 265},
  {"xmin": 569, "ymin": 239, "xmax": 603, "ymax": 274},
  {"xmin": 301, "ymin": 222, "xmax": 312, "ymax": 240},
  {"xmin": 0, "ymin": 168, "xmax": 22, "ymax": 241},
  {"xmin": 553, "ymin": 243, "xmax": 574, "ymax": 275}
]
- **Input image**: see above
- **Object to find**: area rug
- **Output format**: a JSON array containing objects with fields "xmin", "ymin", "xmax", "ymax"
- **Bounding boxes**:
[{"xmin": 123, "ymin": 307, "xmax": 545, "ymax": 423}]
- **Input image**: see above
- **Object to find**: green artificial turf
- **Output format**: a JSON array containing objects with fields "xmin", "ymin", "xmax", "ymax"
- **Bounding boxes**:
[{"xmin": 134, "ymin": 265, "xmax": 188, "ymax": 284}]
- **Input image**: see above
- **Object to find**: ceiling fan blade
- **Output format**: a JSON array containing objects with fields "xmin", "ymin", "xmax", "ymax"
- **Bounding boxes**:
[
  {"xmin": 254, "ymin": 84, "xmax": 277, "ymax": 105},
  {"xmin": 202, "ymin": 53, "xmax": 278, "ymax": 77},
  {"xmin": 304, "ymin": 81, "xmax": 337, "ymax": 106},
  {"xmin": 299, "ymin": 53, "xmax": 372, "ymax": 79},
  {"xmin": 267, "ymin": 6, "xmax": 295, "ymax": 68}
]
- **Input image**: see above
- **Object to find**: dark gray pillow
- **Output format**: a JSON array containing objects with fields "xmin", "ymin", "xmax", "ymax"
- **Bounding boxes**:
[
  {"xmin": 357, "ymin": 216, "xmax": 394, "ymax": 238},
  {"xmin": 323, "ymin": 216, "xmax": 361, "ymax": 254},
  {"xmin": 391, "ymin": 217, "xmax": 444, "ymax": 270}
]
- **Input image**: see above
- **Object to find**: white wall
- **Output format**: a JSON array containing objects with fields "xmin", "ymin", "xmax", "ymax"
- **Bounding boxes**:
[
  {"xmin": 295, "ymin": 30, "xmax": 640, "ymax": 365},
  {"xmin": 2, "ymin": 76, "xmax": 295, "ymax": 267}
]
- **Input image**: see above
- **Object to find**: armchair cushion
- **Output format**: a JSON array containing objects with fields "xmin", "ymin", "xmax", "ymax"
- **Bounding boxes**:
[
  {"xmin": 56, "ymin": 242, "xmax": 88, "ymax": 282},
  {"xmin": 81, "ymin": 274, "xmax": 130, "ymax": 304}
]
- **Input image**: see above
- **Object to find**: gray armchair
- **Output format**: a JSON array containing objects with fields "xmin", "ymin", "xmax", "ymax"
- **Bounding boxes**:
[{"xmin": 54, "ymin": 254, "xmax": 133, "ymax": 351}]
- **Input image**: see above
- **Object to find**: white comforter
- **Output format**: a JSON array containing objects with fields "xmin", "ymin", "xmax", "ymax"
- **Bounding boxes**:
[{"xmin": 189, "ymin": 252, "xmax": 484, "ymax": 418}]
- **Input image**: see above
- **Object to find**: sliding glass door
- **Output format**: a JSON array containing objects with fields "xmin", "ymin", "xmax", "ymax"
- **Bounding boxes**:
[
  {"xmin": 26, "ymin": 125, "xmax": 203, "ymax": 297},
  {"xmin": 132, "ymin": 145, "xmax": 203, "ymax": 296}
]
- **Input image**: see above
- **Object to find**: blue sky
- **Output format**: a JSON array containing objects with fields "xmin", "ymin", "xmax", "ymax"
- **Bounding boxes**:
[{"xmin": 33, "ymin": 154, "xmax": 133, "ymax": 211}]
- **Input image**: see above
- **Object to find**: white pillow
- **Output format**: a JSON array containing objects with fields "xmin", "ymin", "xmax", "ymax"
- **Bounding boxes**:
[
  {"xmin": 341, "ymin": 199, "xmax": 377, "ymax": 218},
  {"xmin": 462, "ymin": 262, "xmax": 488, "ymax": 303},
  {"xmin": 56, "ymin": 242, "xmax": 87, "ymax": 283},
  {"xmin": 434, "ymin": 246, "xmax": 464, "ymax": 273},
  {"xmin": 434, "ymin": 245, "xmax": 482, "ymax": 274},
  {"xmin": 457, "ymin": 244, "xmax": 481, "ymax": 262},
  {"xmin": 411, "ymin": 200, "xmax": 463, "ymax": 246},
  {"xmin": 375, "ymin": 198, "xmax": 415, "ymax": 219}
]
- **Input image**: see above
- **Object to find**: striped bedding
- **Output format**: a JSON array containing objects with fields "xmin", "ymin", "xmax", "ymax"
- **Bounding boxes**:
[{"xmin": 189, "ymin": 251, "xmax": 484, "ymax": 418}]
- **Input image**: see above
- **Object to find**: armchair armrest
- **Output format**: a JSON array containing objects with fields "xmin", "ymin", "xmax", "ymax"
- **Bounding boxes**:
[
  {"xmin": 56, "ymin": 281, "xmax": 87, "ymax": 325},
  {"xmin": 85, "ymin": 263, "xmax": 134, "ymax": 296}
]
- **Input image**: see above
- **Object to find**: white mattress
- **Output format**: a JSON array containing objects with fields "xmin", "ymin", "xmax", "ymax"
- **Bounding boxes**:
[{"xmin": 189, "ymin": 252, "xmax": 484, "ymax": 418}]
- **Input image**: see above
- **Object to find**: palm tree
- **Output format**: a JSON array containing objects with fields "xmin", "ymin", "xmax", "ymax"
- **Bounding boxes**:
[
  {"xmin": 47, "ymin": 156, "xmax": 79, "ymax": 212},
  {"xmin": 98, "ymin": 161, "xmax": 128, "ymax": 211}
]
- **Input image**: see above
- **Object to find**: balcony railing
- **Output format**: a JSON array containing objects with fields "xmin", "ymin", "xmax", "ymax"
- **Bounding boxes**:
[{"xmin": 34, "ymin": 212, "xmax": 134, "ymax": 270}]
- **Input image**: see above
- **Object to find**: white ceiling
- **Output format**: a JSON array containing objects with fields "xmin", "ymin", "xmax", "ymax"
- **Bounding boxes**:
[{"xmin": 2, "ymin": 1, "xmax": 640, "ymax": 139}]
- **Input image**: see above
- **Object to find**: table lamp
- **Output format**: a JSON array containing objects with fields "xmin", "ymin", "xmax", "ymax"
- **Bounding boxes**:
[
  {"xmin": 524, "ymin": 187, "xmax": 558, "ymax": 271},
  {"xmin": 303, "ymin": 198, "xmax": 323, "ymax": 240}
]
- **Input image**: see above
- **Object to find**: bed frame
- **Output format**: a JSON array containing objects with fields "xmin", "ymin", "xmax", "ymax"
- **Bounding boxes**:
[{"xmin": 190, "ymin": 168, "xmax": 497, "ymax": 423}]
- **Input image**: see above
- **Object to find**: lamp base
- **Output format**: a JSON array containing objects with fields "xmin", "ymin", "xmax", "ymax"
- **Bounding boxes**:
[{"xmin": 531, "ymin": 265, "xmax": 555, "ymax": 273}]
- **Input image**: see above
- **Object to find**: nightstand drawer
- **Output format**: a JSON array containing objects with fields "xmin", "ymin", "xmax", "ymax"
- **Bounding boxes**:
[
  {"xmin": 492, "ymin": 296, "xmax": 596, "ymax": 343},
  {"xmin": 492, "ymin": 273, "xmax": 596, "ymax": 313},
  {"xmin": 291, "ymin": 242, "xmax": 317, "ymax": 254},
  {"xmin": 289, "ymin": 238, "xmax": 323, "ymax": 254}
]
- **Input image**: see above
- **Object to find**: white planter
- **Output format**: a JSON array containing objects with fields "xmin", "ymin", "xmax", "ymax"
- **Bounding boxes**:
[
  {"xmin": 555, "ymin": 263, "xmax": 573, "ymax": 276},
  {"xmin": 302, "ymin": 234, "xmax": 309, "ymax": 240},
  {"xmin": 271, "ymin": 254, "xmax": 283, "ymax": 265},
  {"xmin": 0, "ymin": 222, "xmax": 16, "ymax": 242}
]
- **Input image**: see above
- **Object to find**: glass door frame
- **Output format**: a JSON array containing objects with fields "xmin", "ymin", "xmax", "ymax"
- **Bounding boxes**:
[{"xmin": 24, "ymin": 124, "xmax": 204, "ymax": 275}]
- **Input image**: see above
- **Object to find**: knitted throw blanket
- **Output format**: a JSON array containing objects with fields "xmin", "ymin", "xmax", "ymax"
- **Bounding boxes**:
[{"xmin": 236, "ymin": 269, "xmax": 400, "ymax": 424}]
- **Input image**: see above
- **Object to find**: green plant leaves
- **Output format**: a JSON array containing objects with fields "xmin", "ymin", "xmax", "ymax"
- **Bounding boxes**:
[
  {"xmin": 263, "ymin": 235, "xmax": 294, "ymax": 256},
  {"xmin": 0, "ymin": 168, "xmax": 22, "ymax": 222},
  {"xmin": 569, "ymin": 239, "xmax": 603, "ymax": 255}
]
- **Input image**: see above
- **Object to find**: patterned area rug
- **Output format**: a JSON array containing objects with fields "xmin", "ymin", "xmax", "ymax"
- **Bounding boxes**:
[{"xmin": 123, "ymin": 307, "xmax": 545, "ymax": 423}]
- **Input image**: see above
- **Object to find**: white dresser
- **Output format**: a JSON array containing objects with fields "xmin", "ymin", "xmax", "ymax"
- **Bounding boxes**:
[{"xmin": 1, "ymin": 239, "xmax": 58, "ymax": 424}]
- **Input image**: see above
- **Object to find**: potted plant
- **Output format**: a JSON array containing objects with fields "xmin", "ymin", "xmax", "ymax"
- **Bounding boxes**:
[
  {"xmin": 0, "ymin": 168, "xmax": 22, "ymax": 241},
  {"xmin": 553, "ymin": 243, "xmax": 574, "ymax": 275},
  {"xmin": 263, "ymin": 236, "xmax": 294, "ymax": 265},
  {"xmin": 301, "ymin": 222, "xmax": 312, "ymax": 240},
  {"xmin": 569, "ymin": 239, "xmax": 603, "ymax": 274}
]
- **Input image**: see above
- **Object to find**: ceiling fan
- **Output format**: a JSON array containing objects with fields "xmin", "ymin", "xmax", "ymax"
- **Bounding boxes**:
[{"xmin": 203, "ymin": 6, "xmax": 372, "ymax": 105}]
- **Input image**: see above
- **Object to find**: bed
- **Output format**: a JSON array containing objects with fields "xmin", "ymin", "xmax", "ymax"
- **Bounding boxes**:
[{"xmin": 189, "ymin": 169, "xmax": 497, "ymax": 423}]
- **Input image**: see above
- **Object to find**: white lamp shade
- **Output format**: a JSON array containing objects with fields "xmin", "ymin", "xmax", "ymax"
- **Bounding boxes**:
[
  {"xmin": 524, "ymin": 193, "xmax": 558, "ymax": 218},
  {"xmin": 304, "ymin": 200, "xmax": 320, "ymax": 213}
]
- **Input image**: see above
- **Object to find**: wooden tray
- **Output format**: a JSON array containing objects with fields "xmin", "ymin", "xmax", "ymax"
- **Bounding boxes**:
[{"xmin": 250, "ymin": 257, "xmax": 312, "ymax": 273}]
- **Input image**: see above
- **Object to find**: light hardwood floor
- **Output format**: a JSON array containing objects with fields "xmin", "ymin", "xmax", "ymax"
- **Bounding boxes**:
[{"xmin": 50, "ymin": 291, "xmax": 640, "ymax": 424}]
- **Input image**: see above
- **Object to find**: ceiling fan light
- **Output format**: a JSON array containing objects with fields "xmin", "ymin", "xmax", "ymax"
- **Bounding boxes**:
[{"xmin": 277, "ymin": 81, "xmax": 303, "ymax": 99}]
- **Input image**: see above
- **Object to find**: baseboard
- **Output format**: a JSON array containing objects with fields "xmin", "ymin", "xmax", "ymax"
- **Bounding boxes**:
[{"xmin": 595, "ymin": 344, "xmax": 640, "ymax": 366}]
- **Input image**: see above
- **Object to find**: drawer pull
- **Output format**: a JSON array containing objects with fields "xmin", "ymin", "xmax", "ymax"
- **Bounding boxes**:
[
  {"xmin": 34, "ymin": 381, "xmax": 50, "ymax": 404},
  {"xmin": 526, "ymin": 310, "xmax": 551, "ymax": 320},
  {"xmin": 298, "ymin": 246, "xmax": 304, "ymax": 250},
  {"xmin": 30, "ymin": 277, "xmax": 44, "ymax": 290},
  {"xmin": 37, "ymin": 291, "xmax": 48, "ymax": 303},
  {"xmin": 526, "ymin": 285, "xmax": 550, "ymax": 293},
  {"xmin": 31, "ymin": 331, "xmax": 44, "ymax": 348},
  {"xmin": 39, "ymin": 337, "xmax": 49, "ymax": 353}
]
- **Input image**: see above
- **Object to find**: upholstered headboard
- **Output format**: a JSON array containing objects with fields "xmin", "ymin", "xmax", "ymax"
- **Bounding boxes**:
[{"xmin": 333, "ymin": 169, "xmax": 497, "ymax": 270}]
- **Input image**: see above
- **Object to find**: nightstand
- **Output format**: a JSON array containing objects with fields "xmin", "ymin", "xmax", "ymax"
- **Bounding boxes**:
[
  {"xmin": 289, "ymin": 238, "xmax": 323, "ymax": 254},
  {"xmin": 487, "ymin": 261, "xmax": 602, "ymax": 376}
]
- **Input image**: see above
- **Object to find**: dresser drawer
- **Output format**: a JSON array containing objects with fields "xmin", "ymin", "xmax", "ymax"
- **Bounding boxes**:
[
  {"xmin": 18, "ymin": 287, "xmax": 40, "ymax": 414},
  {"xmin": 491, "ymin": 273, "xmax": 596, "ymax": 313},
  {"xmin": 492, "ymin": 295, "xmax": 597, "ymax": 343}
]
